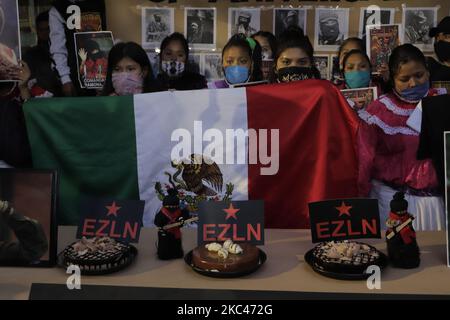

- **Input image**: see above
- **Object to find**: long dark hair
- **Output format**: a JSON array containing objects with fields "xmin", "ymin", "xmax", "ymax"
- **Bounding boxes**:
[
  {"xmin": 251, "ymin": 31, "xmax": 277, "ymax": 59},
  {"xmin": 222, "ymin": 33, "xmax": 263, "ymax": 82},
  {"xmin": 101, "ymin": 42, "xmax": 155, "ymax": 96},
  {"xmin": 388, "ymin": 43, "xmax": 428, "ymax": 81},
  {"xmin": 270, "ymin": 26, "xmax": 318, "ymax": 82},
  {"xmin": 159, "ymin": 32, "xmax": 190, "ymax": 70}
]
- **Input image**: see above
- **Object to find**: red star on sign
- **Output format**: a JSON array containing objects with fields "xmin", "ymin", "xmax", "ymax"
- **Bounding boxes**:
[
  {"xmin": 106, "ymin": 201, "xmax": 121, "ymax": 217},
  {"xmin": 336, "ymin": 201, "xmax": 352, "ymax": 217},
  {"xmin": 223, "ymin": 203, "xmax": 240, "ymax": 220}
]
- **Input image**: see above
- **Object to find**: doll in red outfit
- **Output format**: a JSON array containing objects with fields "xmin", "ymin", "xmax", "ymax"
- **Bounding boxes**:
[{"xmin": 386, "ymin": 192, "xmax": 420, "ymax": 268}]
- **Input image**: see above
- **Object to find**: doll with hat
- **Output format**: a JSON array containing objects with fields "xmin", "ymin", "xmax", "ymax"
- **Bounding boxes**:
[
  {"xmin": 154, "ymin": 189, "xmax": 191, "ymax": 260},
  {"xmin": 385, "ymin": 192, "xmax": 420, "ymax": 269}
]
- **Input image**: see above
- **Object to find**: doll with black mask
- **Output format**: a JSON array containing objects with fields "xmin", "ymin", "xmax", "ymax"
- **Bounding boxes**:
[
  {"xmin": 385, "ymin": 192, "xmax": 420, "ymax": 269},
  {"xmin": 154, "ymin": 189, "xmax": 190, "ymax": 260},
  {"xmin": 427, "ymin": 16, "xmax": 450, "ymax": 84}
]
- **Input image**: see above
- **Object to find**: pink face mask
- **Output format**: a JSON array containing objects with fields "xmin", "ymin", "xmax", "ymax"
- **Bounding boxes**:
[{"xmin": 112, "ymin": 72, "xmax": 144, "ymax": 96}]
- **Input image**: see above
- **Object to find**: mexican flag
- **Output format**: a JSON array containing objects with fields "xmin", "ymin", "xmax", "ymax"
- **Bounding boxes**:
[{"xmin": 24, "ymin": 80, "xmax": 359, "ymax": 228}]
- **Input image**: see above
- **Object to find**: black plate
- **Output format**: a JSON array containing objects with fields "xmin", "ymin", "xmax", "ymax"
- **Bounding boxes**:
[
  {"xmin": 184, "ymin": 249, "xmax": 267, "ymax": 278},
  {"xmin": 58, "ymin": 245, "xmax": 138, "ymax": 276},
  {"xmin": 304, "ymin": 248, "xmax": 388, "ymax": 280}
]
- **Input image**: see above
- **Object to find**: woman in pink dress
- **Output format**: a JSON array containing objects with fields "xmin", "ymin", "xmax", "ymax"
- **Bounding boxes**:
[{"xmin": 358, "ymin": 44, "xmax": 445, "ymax": 231}]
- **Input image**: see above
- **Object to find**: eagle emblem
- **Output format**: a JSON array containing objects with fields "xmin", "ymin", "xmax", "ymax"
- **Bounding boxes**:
[{"xmin": 155, "ymin": 154, "xmax": 234, "ymax": 212}]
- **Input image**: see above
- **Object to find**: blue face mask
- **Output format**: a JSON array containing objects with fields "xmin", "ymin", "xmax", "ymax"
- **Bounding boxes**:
[
  {"xmin": 398, "ymin": 81, "xmax": 430, "ymax": 102},
  {"xmin": 225, "ymin": 65, "xmax": 250, "ymax": 85},
  {"xmin": 344, "ymin": 70, "xmax": 371, "ymax": 89}
]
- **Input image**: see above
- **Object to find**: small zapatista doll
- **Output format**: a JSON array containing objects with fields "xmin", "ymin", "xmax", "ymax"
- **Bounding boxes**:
[
  {"xmin": 154, "ymin": 189, "xmax": 190, "ymax": 260},
  {"xmin": 386, "ymin": 192, "xmax": 420, "ymax": 269}
]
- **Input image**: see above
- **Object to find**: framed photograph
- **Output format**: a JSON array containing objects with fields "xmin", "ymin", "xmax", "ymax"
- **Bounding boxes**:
[
  {"xmin": 185, "ymin": 8, "xmax": 216, "ymax": 50},
  {"xmin": 366, "ymin": 24, "xmax": 403, "ymax": 75},
  {"xmin": 403, "ymin": 7, "xmax": 438, "ymax": 52},
  {"xmin": 314, "ymin": 7, "xmax": 349, "ymax": 52},
  {"xmin": 341, "ymin": 87, "xmax": 378, "ymax": 112},
  {"xmin": 74, "ymin": 31, "xmax": 114, "ymax": 89},
  {"xmin": 445, "ymin": 131, "xmax": 450, "ymax": 267},
  {"xmin": 0, "ymin": 0, "xmax": 21, "ymax": 82},
  {"xmin": 188, "ymin": 52, "xmax": 203, "ymax": 75},
  {"xmin": 203, "ymin": 53, "xmax": 224, "ymax": 81},
  {"xmin": 0, "ymin": 169, "xmax": 58, "ymax": 267},
  {"xmin": 359, "ymin": 7, "xmax": 395, "ymax": 44},
  {"xmin": 141, "ymin": 7, "xmax": 174, "ymax": 49},
  {"xmin": 228, "ymin": 8, "xmax": 261, "ymax": 39},
  {"xmin": 313, "ymin": 55, "xmax": 330, "ymax": 80},
  {"xmin": 273, "ymin": 8, "xmax": 307, "ymax": 38},
  {"xmin": 147, "ymin": 50, "xmax": 160, "ymax": 78},
  {"xmin": 329, "ymin": 54, "xmax": 341, "ymax": 83}
]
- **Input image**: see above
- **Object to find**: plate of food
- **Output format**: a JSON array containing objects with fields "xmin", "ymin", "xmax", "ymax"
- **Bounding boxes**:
[
  {"xmin": 184, "ymin": 240, "xmax": 266, "ymax": 278},
  {"xmin": 58, "ymin": 237, "xmax": 138, "ymax": 275},
  {"xmin": 304, "ymin": 240, "xmax": 387, "ymax": 280}
]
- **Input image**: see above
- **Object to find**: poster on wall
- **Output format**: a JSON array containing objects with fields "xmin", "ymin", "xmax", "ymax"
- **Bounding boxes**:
[
  {"xmin": 141, "ymin": 7, "xmax": 174, "ymax": 49},
  {"xmin": 341, "ymin": 87, "xmax": 378, "ymax": 112},
  {"xmin": 188, "ymin": 52, "xmax": 203, "ymax": 75},
  {"xmin": 203, "ymin": 53, "xmax": 224, "ymax": 81},
  {"xmin": 403, "ymin": 7, "xmax": 438, "ymax": 52},
  {"xmin": 147, "ymin": 50, "xmax": 160, "ymax": 78},
  {"xmin": 313, "ymin": 55, "xmax": 330, "ymax": 80},
  {"xmin": 185, "ymin": 8, "xmax": 216, "ymax": 50},
  {"xmin": 228, "ymin": 8, "xmax": 261, "ymax": 39},
  {"xmin": 0, "ymin": 0, "xmax": 21, "ymax": 82},
  {"xmin": 366, "ymin": 24, "xmax": 402, "ymax": 75},
  {"xmin": 273, "ymin": 8, "xmax": 307, "ymax": 38},
  {"xmin": 74, "ymin": 31, "xmax": 114, "ymax": 89},
  {"xmin": 359, "ymin": 7, "xmax": 395, "ymax": 45},
  {"xmin": 314, "ymin": 7, "xmax": 349, "ymax": 52}
]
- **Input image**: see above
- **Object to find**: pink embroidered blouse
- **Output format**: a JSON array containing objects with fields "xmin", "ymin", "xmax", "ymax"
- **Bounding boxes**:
[{"xmin": 357, "ymin": 92, "xmax": 440, "ymax": 196}]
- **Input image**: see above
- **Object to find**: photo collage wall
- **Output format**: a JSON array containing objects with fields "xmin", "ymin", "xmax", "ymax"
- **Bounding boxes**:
[{"xmin": 141, "ymin": 4, "xmax": 442, "ymax": 81}]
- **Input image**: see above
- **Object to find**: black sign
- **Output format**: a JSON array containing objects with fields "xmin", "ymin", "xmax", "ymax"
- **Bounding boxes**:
[
  {"xmin": 77, "ymin": 198, "xmax": 145, "ymax": 243},
  {"xmin": 197, "ymin": 200, "xmax": 264, "ymax": 245},
  {"xmin": 308, "ymin": 198, "xmax": 380, "ymax": 243}
]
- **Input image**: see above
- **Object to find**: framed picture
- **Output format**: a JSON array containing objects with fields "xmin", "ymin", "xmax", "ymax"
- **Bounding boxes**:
[
  {"xmin": 0, "ymin": 0, "xmax": 21, "ymax": 82},
  {"xmin": 366, "ymin": 24, "xmax": 403, "ymax": 75},
  {"xmin": 188, "ymin": 52, "xmax": 203, "ymax": 75},
  {"xmin": 314, "ymin": 7, "xmax": 349, "ymax": 52},
  {"xmin": 403, "ymin": 7, "xmax": 438, "ymax": 52},
  {"xmin": 74, "ymin": 31, "xmax": 114, "ymax": 89},
  {"xmin": 141, "ymin": 7, "xmax": 174, "ymax": 49},
  {"xmin": 340, "ymin": 87, "xmax": 378, "ymax": 112},
  {"xmin": 445, "ymin": 131, "xmax": 450, "ymax": 267},
  {"xmin": 359, "ymin": 7, "xmax": 395, "ymax": 44},
  {"xmin": 228, "ymin": 8, "xmax": 261, "ymax": 39},
  {"xmin": 329, "ymin": 54, "xmax": 340, "ymax": 83},
  {"xmin": 273, "ymin": 8, "xmax": 307, "ymax": 38},
  {"xmin": 185, "ymin": 8, "xmax": 216, "ymax": 50},
  {"xmin": 147, "ymin": 50, "xmax": 160, "ymax": 78},
  {"xmin": 0, "ymin": 169, "xmax": 58, "ymax": 267},
  {"xmin": 313, "ymin": 55, "xmax": 330, "ymax": 80},
  {"xmin": 203, "ymin": 53, "xmax": 223, "ymax": 81}
]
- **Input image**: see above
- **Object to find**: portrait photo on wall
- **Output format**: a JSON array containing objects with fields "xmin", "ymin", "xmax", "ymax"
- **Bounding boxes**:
[
  {"xmin": 203, "ymin": 53, "xmax": 223, "ymax": 81},
  {"xmin": 359, "ymin": 7, "xmax": 395, "ymax": 45},
  {"xmin": 74, "ymin": 31, "xmax": 114, "ymax": 89},
  {"xmin": 0, "ymin": 169, "xmax": 58, "ymax": 267},
  {"xmin": 313, "ymin": 55, "xmax": 330, "ymax": 80},
  {"xmin": 147, "ymin": 50, "xmax": 160, "ymax": 78},
  {"xmin": 341, "ymin": 87, "xmax": 378, "ymax": 112},
  {"xmin": 142, "ymin": 7, "xmax": 174, "ymax": 49},
  {"xmin": 228, "ymin": 8, "xmax": 261, "ymax": 39},
  {"xmin": 185, "ymin": 8, "xmax": 216, "ymax": 50},
  {"xmin": 367, "ymin": 24, "xmax": 402, "ymax": 75},
  {"xmin": 273, "ymin": 8, "xmax": 307, "ymax": 38},
  {"xmin": 403, "ymin": 7, "xmax": 438, "ymax": 52},
  {"xmin": 188, "ymin": 52, "xmax": 202, "ymax": 75},
  {"xmin": 314, "ymin": 7, "xmax": 349, "ymax": 51},
  {"xmin": 0, "ymin": 0, "xmax": 21, "ymax": 82}
]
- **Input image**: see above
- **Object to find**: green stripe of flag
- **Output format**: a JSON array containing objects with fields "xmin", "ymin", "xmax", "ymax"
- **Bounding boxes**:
[{"xmin": 24, "ymin": 96, "xmax": 140, "ymax": 225}]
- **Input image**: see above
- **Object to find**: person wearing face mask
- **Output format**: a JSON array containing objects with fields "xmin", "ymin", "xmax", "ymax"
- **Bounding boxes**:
[
  {"xmin": 427, "ymin": 16, "xmax": 450, "ymax": 88},
  {"xmin": 101, "ymin": 42, "xmax": 155, "ymax": 96},
  {"xmin": 252, "ymin": 31, "xmax": 277, "ymax": 81},
  {"xmin": 358, "ymin": 44, "xmax": 445, "ymax": 231},
  {"xmin": 208, "ymin": 34, "xmax": 263, "ymax": 89},
  {"xmin": 154, "ymin": 33, "xmax": 207, "ymax": 92},
  {"xmin": 271, "ymin": 26, "xmax": 321, "ymax": 84}
]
